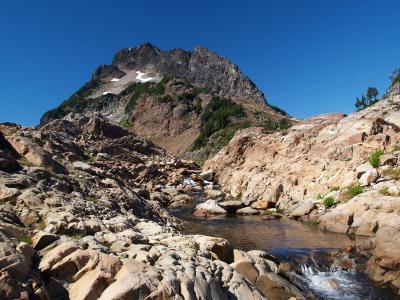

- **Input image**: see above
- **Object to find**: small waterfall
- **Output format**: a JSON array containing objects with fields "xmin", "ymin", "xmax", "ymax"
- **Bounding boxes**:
[{"xmin": 292, "ymin": 257, "xmax": 393, "ymax": 300}]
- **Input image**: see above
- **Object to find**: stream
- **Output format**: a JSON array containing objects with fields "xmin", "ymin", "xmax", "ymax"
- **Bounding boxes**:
[{"xmin": 170, "ymin": 201, "xmax": 398, "ymax": 299}]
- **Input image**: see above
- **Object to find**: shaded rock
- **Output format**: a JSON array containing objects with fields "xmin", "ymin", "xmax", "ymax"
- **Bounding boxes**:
[
  {"xmin": 195, "ymin": 235, "xmax": 234, "ymax": 263},
  {"xmin": 32, "ymin": 231, "xmax": 59, "ymax": 250},
  {"xmin": 200, "ymin": 170, "xmax": 215, "ymax": 181},
  {"xmin": 379, "ymin": 154, "xmax": 397, "ymax": 166},
  {"xmin": 218, "ymin": 200, "xmax": 244, "ymax": 213},
  {"xmin": 231, "ymin": 259, "xmax": 259, "ymax": 283}
]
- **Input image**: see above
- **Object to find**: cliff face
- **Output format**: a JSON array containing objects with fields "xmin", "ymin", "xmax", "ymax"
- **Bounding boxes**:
[{"xmin": 40, "ymin": 43, "xmax": 291, "ymax": 160}]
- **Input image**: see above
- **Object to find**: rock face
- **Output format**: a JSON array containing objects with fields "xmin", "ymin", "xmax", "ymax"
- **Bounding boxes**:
[
  {"xmin": 0, "ymin": 114, "xmax": 307, "ymax": 299},
  {"xmin": 40, "ymin": 43, "xmax": 291, "ymax": 159},
  {"xmin": 204, "ymin": 93, "xmax": 400, "ymax": 293},
  {"xmin": 205, "ymin": 95, "xmax": 400, "ymax": 206},
  {"xmin": 111, "ymin": 44, "xmax": 266, "ymax": 103}
]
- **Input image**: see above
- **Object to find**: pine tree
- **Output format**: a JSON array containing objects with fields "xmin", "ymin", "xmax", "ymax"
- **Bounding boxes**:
[
  {"xmin": 366, "ymin": 87, "xmax": 379, "ymax": 104},
  {"xmin": 361, "ymin": 95, "xmax": 367, "ymax": 109},
  {"xmin": 355, "ymin": 97, "xmax": 362, "ymax": 111}
]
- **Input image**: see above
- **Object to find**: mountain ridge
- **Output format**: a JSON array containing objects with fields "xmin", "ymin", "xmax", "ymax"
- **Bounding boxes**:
[{"xmin": 40, "ymin": 43, "xmax": 292, "ymax": 162}]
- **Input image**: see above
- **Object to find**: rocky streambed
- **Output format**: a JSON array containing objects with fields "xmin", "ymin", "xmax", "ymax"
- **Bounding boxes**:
[{"xmin": 171, "ymin": 202, "xmax": 398, "ymax": 300}]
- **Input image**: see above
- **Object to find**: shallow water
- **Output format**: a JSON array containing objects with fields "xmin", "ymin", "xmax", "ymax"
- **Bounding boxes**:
[
  {"xmin": 171, "ymin": 210, "xmax": 363, "ymax": 251},
  {"xmin": 170, "ymin": 206, "xmax": 398, "ymax": 300}
]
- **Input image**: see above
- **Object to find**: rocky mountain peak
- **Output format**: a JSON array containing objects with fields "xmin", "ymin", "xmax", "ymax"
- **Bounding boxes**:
[
  {"xmin": 40, "ymin": 43, "xmax": 290, "ymax": 161},
  {"xmin": 108, "ymin": 43, "xmax": 266, "ymax": 103}
]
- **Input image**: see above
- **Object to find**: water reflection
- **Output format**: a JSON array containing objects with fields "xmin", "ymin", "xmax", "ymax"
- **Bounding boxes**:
[{"xmin": 171, "ymin": 210, "xmax": 366, "ymax": 252}]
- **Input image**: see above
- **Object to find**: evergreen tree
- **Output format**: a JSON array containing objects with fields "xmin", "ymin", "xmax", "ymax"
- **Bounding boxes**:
[
  {"xmin": 355, "ymin": 97, "xmax": 362, "ymax": 111},
  {"xmin": 361, "ymin": 95, "xmax": 366, "ymax": 109},
  {"xmin": 366, "ymin": 87, "xmax": 379, "ymax": 104}
]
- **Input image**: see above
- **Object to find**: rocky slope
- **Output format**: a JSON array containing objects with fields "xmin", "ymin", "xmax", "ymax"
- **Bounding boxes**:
[
  {"xmin": 204, "ymin": 86, "xmax": 400, "ymax": 294},
  {"xmin": 40, "ymin": 43, "xmax": 292, "ymax": 162},
  {"xmin": 0, "ymin": 114, "xmax": 311, "ymax": 299}
]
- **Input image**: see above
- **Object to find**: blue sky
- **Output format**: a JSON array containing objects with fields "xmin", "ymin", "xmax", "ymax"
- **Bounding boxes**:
[{"xmin": 1, "ymin": 0, "xmax": 399, "ymax": 126}]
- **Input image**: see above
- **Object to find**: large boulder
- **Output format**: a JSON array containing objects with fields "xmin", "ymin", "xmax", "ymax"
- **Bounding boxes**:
[
  {"xmin": 358, "ymin": 168, "xmax": 378, "ymax": 186},
  {"xmin": 218, "ymin": 200, "xmax": 244, "ymax": 213},
  {"xmin": 288, "ymin": 200, "xmax": 316, "ymax": 218},
  {"xmin": 7, "ymin": 135, "xmax": 67, "ymax": 174},
  {"xmin": 193, "ymin": 200, "xmax": 227, "ymax": 217},
  {"xmin": 0, "ymin": 133, "xmax": 20, "ymax": 172}
]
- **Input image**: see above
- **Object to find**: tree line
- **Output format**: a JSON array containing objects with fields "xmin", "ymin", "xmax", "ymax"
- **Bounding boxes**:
[{"xmin": 354, "ymin": 69, "xmax": 400, "ymax": 111}]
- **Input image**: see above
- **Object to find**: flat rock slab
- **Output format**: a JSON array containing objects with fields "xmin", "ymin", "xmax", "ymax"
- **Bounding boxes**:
[
  {"xmin": 218, "ymin": 200, "xmax": 244, "ymax": 213},
  {"xmin": 236, "ymin": 207, "xmax": 260, "ymax": 215}
]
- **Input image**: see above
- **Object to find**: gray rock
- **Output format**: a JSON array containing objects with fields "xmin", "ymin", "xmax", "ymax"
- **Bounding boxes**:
[
  {"xmin": 236, "ymin": 207, "xmax": 260, "ymax": 215},
  {"xmin": 289, "ymin": 200, "xmax": 316, "ymax": 218},
  {"xmin": 200, "ymin": 170, "xmax": 215, "ymax": 181}
]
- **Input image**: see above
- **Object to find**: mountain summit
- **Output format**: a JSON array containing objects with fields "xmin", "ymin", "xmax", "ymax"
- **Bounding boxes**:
[{"xmin": 41, "ymin": 43, "xmax": 291, "ymax": 161}]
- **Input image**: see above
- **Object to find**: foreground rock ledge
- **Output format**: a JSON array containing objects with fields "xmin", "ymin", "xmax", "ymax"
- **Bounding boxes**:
[{"xmin": 0, "ymin": 115, "xmax": 306, "ymax": 300}]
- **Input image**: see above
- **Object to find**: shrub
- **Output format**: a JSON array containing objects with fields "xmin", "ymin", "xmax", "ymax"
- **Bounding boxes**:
[
  {"xmin": 329, "ymin": 186, "xmax": 340, "ymax": 192},
  {"xmin": 191, "ymin": 97, "xmax": 245, "ymax": 150},
  {"xmin": 158, "ymin": 95, "xmax": 173, "ymax": 103},
  {"xmin": 58, "ymin": 79, "xmax": 101, "ymax": 113},
  {"xmin": 390, "ymin": 69, "xmax": 400, "ymax": 85},
  {"xmin": 270, "ymin": 104, "xmax": 289, "ymax": 116},
  {"xmin": 382, "ymin": 167, "xmax": 400, "ymax": 179},
  {"xmin": 123, "ymin": 78, "xmax": 169, "ymax": 115},
  {"xmin": 379, "ymin": 187, "xmax": 390, "ymax": 196},
  {"xmin": 263, "ymin": 118, "xmax": 291, "ymax": 131},
  {"xmin": 323, "ymin": 197, "xmax": 336, "ymax": 208},
  {"xmin": 345, "ymin": 185, "xmax": 364, "ymax": 199},
  {"xmin": 368, "ymin": 149, "xmax": 384, "ymax": 168},
  {"xmin": 305, "ymin": 220, "xmax": 320, "ymax": 226},
  {"xmin": 19, "ymin": 235, "xmax": 32, "ymax": 244}
]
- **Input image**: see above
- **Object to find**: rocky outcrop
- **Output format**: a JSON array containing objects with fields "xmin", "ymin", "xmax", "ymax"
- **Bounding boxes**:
[
  {"xmin": 0, "ymin": 114, "xmax": 307, "ymax": 299},
  {"xmin": 204, "ymin": 94, "xmax": 400, "ymax": 293}
]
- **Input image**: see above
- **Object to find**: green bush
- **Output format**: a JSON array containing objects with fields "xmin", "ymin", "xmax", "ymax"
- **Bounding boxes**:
[
  {"xmin": 192, "ymin": 97, "xmax": 245, "ymax": 150},
  {"xmin": 263, "ymin": 118, "xmax": 291, "ymax": 131},
  {"xmin": 391, "ymin": 74, "xmax": 400, "ymax": 85},
  {"xmin": 323, "ymin": 197, "xmax": 336, "ymax": 208},
  {"xmin": 379, "ymin": 187, "xmax": 390, "ymax": 196},
  {"xmin": 382, "ymin": 167, "xmax": 400, "ymax": 179},
  {"xmin": 270, "ymin": 104, "xmax": 289, "ymax": 116},
  {"xmin": 123, "ymin": 79, "xmax": 168, "ymax": 115},
  {"xmin": 305, "ymin": 220, "xmax": 320, "ymax": 226},
  {"xmin": 345, "ymin": 185, "xmax": 364, "ymax": 199},
  {"xmin": 19, "ymin": 235, "xmax": 32, "ymax": 244},
  {"xmin": 368, "ymin": 149, "xmax": 384, "ymax": 168},
  {"xmin": 59, "ymin": 79, "xmax": 101, "ymax": 113}
]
